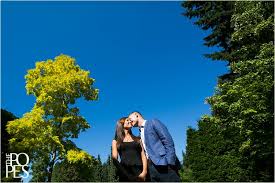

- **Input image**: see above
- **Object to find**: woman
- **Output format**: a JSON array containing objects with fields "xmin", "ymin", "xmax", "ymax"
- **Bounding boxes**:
[{"xmin": 112, "ymin": 117, "xmax": 147, "ymax": 182}]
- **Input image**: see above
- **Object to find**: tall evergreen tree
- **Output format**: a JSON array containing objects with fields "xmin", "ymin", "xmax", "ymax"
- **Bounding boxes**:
[
  {"xmin": 182, "ymin": 1, "xmax": 235, "ymax": 62},
  {"xmin": 179, "ymin": 150, "xmax": 193, "ymax": 182},
  {"xmin": 93, "ymin": 155, "xmax": 103, "ymax": 182},
  {"xmin": 182, "ymin": 119, "xmax": 247, "ymax": 181},
  {"xmin": 102, "ymin": 155, "xmax": 118, "ymax": 182},
  {"xmin": 182, "ymin": 1, "xmax": 274, "ymax": 181},
  {"xmin": 225, "ymin": 2, "xmax": 274, "ymax": 180}
]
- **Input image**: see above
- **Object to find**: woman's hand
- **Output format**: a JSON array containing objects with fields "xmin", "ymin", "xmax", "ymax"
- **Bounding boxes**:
[
  {"xmin": 139, "ymin": 139, "xmax": 148, "ymax": 181},
  {"xmin": 138, "ymin": 171, "xmax": 147, "ymax": 181}
]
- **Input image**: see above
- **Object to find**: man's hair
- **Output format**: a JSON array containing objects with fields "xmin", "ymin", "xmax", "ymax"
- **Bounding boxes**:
[{"xmin": 130, "ymin": 111, "xmax": 143, "ymax": 117}]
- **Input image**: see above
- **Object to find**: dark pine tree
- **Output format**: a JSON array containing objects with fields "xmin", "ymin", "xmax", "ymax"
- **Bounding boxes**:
[
  {"xmin": 182, "ymin": 1, "xmax": 235, "ymax": 62},
  {"xmin": 182, "ymin": 1, "xmax": 274, "ymax": 182},
  {"xmin": 101, "ymin": 155, "xmax": 118, "ymax": 182}
]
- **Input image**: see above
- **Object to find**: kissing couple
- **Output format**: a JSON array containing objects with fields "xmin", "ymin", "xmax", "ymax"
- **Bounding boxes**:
[{"xmin": 112, "ymin": 111, "xmax": 181, "ymax": 182}]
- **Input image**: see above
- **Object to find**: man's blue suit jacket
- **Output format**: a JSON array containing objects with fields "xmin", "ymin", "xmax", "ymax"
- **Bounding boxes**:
[{"xmin": 144, "ymin": 119, "xmax": 177, "ymax": 166}]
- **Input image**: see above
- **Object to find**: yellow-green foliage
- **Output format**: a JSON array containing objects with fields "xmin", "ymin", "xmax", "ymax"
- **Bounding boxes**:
[
  {"xmin": 6, "ymin": 54, "xmax": 99, "ymax": 176},
  {"xmin": 7, "ymin": 107, "xmax": 61, "ymax": 153},
  {"xmin": 25, "ymin": 54, "xmax": 98, "ymax": 110},
  {"xmin": 67, "ymin": 149, "xmax": 93, "ymax": 164}
]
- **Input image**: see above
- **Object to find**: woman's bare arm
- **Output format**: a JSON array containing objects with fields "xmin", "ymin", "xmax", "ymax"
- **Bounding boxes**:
[
  {"xmin": 112, "ymin": 140, "xmax": 118, "ymax": 160},
  {"xmin": 139, "ymin": 139, "xmax": 148, "ymax": 180}
]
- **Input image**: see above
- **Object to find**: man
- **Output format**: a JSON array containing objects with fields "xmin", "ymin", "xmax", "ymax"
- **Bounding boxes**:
[{"xmin": 128, "ymin": 111, "xmax": 181, "ymax": 182}]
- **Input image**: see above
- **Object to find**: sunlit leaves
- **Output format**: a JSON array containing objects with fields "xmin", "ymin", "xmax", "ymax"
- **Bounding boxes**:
[
  {"xmin": 67, "ymin": 149, "xmax": 93, "ymax": 164},
  {"xmin": 7, "ymin": 54, "xmax": 99, "ymax": 181}
]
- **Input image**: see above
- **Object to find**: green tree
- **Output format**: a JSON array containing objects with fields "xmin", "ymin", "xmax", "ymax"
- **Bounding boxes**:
[
  {"xmin": 52, "ymin": 149, "xmax": 99, "ymax": 182},
  {"xmin": 182, "ymin": 1, "xmax": 235, "ymax": 62},
  {"xmin": 6, "ymin": 54, "xmax": 99, "ymax": 182},
  {"xmin": 223, "ymin": 1, "xmax": 273, "ymax": 180},
  {"xmin": 182, "ymin": 119, "xmax": 247, "ymax": 181},
  {"xmin": 94, "ymin": 155, "xmax": 103, "ymax": 181},
  {"xmin": 179, "ymin": 151, "xmax": 193, "ymax": 182},
  {"xmin": 182, "ymin": 1, "xmax": 274, "ymax": 181},
  {"xmin": 101, "ymin": 155, "xmax": 118, "ymax": 182}
]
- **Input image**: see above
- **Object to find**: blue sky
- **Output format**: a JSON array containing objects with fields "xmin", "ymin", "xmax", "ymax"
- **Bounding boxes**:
[{"xmin": 2, "ymin": 1, "xmax": 228, "ymax": 164}]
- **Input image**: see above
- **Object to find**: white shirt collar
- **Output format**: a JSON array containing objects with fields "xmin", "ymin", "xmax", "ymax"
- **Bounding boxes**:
[{"xmin": 141, "ymin": 120, "xmax": 147, "ymax": 127}]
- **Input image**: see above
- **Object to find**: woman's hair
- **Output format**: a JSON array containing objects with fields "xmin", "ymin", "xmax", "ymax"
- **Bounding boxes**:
[{"xmin": 115, "ymin": 117, "xmax": 132, "ymax": 147}]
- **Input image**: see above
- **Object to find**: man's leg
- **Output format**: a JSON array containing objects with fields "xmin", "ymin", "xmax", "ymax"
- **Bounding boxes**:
[
  {"xmin": 151, "ymin": 164, "xmax": 181, "ymax": 182},
  {"xmin": 163, "ymin": 166, "xmax": 181, "ymax": 182},
  {"xmin": 145, "ymin": 165, "xmax": 151, "ymax": 182},
  {"xmin": 148, "ymin": 161, "xmax": 160, "ymax": 181}
]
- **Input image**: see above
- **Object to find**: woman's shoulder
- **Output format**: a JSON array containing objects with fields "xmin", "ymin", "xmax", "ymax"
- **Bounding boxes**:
[{"xmin": 112, "ymin": 139, "xmax": 117, "ymax": 145}]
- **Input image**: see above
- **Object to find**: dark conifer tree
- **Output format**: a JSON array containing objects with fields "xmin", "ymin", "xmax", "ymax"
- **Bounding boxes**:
[{"xmin": 182, "ymin": 1, "xmax": 274, "ymax": 181}]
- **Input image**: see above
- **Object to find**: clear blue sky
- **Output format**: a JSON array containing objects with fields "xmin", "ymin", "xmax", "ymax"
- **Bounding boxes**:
[{"xmin": 2, "ymin": 1, "xmax": 228, "ymax": 164}]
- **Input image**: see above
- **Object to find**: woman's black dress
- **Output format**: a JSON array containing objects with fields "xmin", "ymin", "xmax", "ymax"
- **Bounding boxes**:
[{"xmin": 113, "ymin": 141, "xmax": 143, "ymax": 182}]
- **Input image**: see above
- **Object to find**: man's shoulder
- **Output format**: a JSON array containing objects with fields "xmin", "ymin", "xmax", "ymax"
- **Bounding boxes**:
[
  {"xmin": 147, "ymin": 118, "xmax": 160, "ymax": 123},
  {"xmin": 146, "ymin": 118, "xmax": 162, "ymax": 128},
  {"xmin": 150, "ymin": 118, "xmax": 162, "ymax": 125}
]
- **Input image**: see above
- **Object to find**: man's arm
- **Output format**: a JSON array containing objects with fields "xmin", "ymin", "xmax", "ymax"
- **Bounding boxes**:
[{"xmin": 152, "ymin": 119, "xmax": 176, "ymax": 165}]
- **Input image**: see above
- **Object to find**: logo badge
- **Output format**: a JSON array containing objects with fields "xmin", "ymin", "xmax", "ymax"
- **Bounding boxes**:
[{"xmin": 6, "ymin": 153, "xmax": 29, "ymax": 179}]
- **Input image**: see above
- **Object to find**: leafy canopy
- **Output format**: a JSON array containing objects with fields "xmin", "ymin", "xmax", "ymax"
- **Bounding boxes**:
[{"xmin": 7, "ymin": 54, "xmax": 99, "ymax": 181}]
